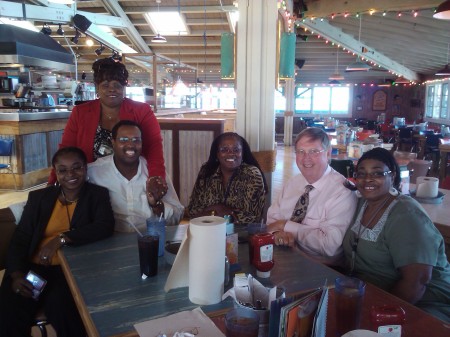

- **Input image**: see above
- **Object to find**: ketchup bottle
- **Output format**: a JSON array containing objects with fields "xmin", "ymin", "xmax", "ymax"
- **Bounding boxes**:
[
  {"xmin": 370, "ymin": 305, "xmax": 406, "ymax": 336},
  {"xmin": 250, "ymin": 232, "xmax": 275, "ymax": 278}
]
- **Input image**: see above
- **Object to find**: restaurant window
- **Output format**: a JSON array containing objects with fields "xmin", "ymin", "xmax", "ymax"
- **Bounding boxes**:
[
  {"xmin": 440, "ymin": 83, "xmax": 448, "ymax": 119},
  {"xmin": 275, "ymin": 87, "xmax": 286, "ymax": 113},
  {"xmin": 294, "ymin": 86, "xmax": 351, "ymax": 116},
  {"xmin": 425, "ymin": 85, "xmax": 435, "ymax": 118},
  {"xmin": 425, "ymin": 82, "xmax": 449, "ymax": 123}
]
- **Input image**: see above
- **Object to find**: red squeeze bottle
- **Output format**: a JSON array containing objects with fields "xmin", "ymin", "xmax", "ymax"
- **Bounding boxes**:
[
  {"xmin": 250, "ymin": 232, "xmax": 275, "ymax": 278},
  {"xmin": 370, "ymin": 305, "xmax": 406, "ymax": 336}
]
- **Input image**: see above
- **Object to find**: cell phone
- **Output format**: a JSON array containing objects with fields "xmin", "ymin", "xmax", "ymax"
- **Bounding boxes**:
[{"xmin": 26, "ymin": 271, "xmax": 47, "ymax": 300}]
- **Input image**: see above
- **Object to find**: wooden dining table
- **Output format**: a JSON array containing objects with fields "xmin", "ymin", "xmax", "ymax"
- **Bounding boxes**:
[
  {"xmin": 58, "ymin": 227, "xmax": 342, "ymax": 337},
  {"xmin": 59, "ymin": 225, "xmax": 450, "ymax": 337},
  {"xmin": 439, "ymin": 140, "xmax": 450, "ymax": 182}
]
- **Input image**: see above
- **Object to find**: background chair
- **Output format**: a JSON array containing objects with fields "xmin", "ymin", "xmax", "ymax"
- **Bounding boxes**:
[
  {"xmin": 440, "ymin": 176, "xmax": 450, "ymax": 189},
  {"xmin": 423, "ymin": 134, "xmax": 442, "ymax": 174},
  {"xmin": 407, "ymin": 159, "xmax": 432, "ymax": 184},
  {"xmin": 330, "ymin": 159, "xmax": 355, "ymax": 178},
  {"xmin": 394, "ymin": 127, "xmax": 414, "ymax": 152},
  {"xmin": 0, "ymin": 139, "xmax": 17, "ymax": 190},
  {"xmin": 377, "ymin": 123, "xmax": 395, "ymax": 143},
  {"xmin": 366, "ymin": 120, "xmax": 376, "ymax": 130}
]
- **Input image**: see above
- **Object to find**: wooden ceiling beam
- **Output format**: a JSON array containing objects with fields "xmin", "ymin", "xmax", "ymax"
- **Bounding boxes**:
[{"xmin": 297, "ymin": 18, "xmax": 419, "ymax": 81}]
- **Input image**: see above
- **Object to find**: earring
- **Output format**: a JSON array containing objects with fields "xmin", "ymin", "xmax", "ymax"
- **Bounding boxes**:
[
  {"xmin": 389, "ymin": 187, "xmax": 399, "ymax": 196},
  {"xmin": 355, "ymin": 190, "xmax": 362, "ymax": 198}
]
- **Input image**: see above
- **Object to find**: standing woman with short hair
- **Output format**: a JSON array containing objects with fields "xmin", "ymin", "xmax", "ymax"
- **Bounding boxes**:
[{"xmin": 48, "ymin": 57, "xmax": 167, "ymax": 195}]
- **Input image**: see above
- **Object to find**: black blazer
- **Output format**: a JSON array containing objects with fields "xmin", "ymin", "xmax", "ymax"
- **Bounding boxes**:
[{"xmin": 5, "ymin": 182, "xmax": 115, "ymax": 275}]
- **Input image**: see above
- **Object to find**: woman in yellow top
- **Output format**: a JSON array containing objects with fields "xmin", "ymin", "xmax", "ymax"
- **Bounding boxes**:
[{"xmin": 0, "ymin": 147, "xmax": 115, "ymax": 337}]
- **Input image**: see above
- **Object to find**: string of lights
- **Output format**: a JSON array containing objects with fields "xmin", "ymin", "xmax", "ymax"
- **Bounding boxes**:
[
  {"xmin": 277, "ymin": 1, "xmax": 450, "ymax": 87},
  {"xmin": 279, "ymin": 0, "xmax": 441, "ymax": 22}
]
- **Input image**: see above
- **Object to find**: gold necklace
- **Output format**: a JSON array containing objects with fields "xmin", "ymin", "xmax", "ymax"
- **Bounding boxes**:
[
  {"xmin": 103, "ymin": 112, "xmax": 113, "ymax": 120},
  {"xmin": 61, "ymin": 189, "xmax": 79, "ymax": 204}
]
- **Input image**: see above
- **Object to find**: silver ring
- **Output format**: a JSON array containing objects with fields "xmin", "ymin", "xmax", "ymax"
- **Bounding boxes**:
[
  {"xmin": 15, "ymin": 288, "xmax": 20, "ymax": 294},
  {"xmin": 43, "ymin": 256, "xmax": 48, "ymax": 260},
  {"xmin": 278, "ymin": 238, "xmax": 283, "ymax": 245}
]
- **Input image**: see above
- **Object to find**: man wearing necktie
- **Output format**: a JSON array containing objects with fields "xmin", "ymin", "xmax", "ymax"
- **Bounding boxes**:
[{"xmin": 267, "ymin": 128, "xmax": 357, "ymax": 266}]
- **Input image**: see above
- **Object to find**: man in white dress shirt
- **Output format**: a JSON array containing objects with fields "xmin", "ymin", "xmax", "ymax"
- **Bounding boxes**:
[
  {"xmin": 267, "ymin": 127, "xmax": 357, "ymax": 265},
  {"xmin": 88, "ymin": 120, "xmax": 184, "ymax": 232}
]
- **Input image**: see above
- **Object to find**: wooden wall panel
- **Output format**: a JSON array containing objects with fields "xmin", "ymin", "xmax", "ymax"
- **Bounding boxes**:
[
  {"xmin": 178, "ymin": 130, "xmax": 215, "ymax": 206},
  {"xmin": 22, "ymin": 133, "xmax": 47, "ymax": 172},
  {"xmin": 46, "ymin": 130, "xmax": 63, "ymax": 166},
  {"xmin": 158, "ymin": 118, "xmax": 224, "ymax": 207},
  {"xmin": 161, "ymin": 130, "xmax": 173, "ymax": 180}
]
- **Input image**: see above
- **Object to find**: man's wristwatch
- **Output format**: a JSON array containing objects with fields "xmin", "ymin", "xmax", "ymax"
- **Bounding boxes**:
[{"xmin": 59, "ymin": 233, "xmax": 67, "ymax": 246}]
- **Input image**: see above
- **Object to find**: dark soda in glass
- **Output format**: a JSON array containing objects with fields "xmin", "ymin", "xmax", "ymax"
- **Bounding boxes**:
[{"xmin": 138, "ymin": 234, "xmax": 159, "ymax": 277}]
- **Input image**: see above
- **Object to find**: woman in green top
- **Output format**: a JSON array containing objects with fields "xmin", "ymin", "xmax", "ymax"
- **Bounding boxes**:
[{"xmin": 343, "ymin": 147, "xmax": 450, "ymax": 323}]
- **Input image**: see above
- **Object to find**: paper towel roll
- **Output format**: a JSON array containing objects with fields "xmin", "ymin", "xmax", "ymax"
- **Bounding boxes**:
[
  {"xmin": 416, "ymin": 176, "xmax": 439, "ymax": 198},
  {"xmin": 164, "ymin": 216, "xmax": 226, "ymax": 305}
]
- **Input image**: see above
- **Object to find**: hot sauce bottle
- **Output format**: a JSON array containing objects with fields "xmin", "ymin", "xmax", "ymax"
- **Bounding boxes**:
[
  {"xmin": 371, "ymin": 305, "xmax": 406, "ymax": 337},
  {"xmin": 250, "ymin": 232, "xmax": 275, "ymax": 278}
]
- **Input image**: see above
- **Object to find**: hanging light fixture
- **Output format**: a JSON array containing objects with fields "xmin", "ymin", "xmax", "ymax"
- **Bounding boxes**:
[
  {"xmin": 151, "ymin": 0, "xmax": 167, "ymax": 43},
  {"xmin": 436, "ymin": 43, "xmax": 450, "ymax": 75},
  {"xmin": 152, "ymin": 34, "xmax": 167, "ymax": 43},
  {"xmin": 41, "ymin": 23, "xmax": 52, "ymax": 35},
  {"xmin": 202, "ymin": 0, "xmax": 208, "ymax": 83},
  {"xmin": 171, "ymin": 0, "xmax": 189, "ymax": 96},
  {"xmin": 56, "ymin": 24, "xmax": 64, "ymax": 36},
  {"xmin": 346, "ymin": 15, "xmax": 371, "ymax": 72},
  {"xmin": 346, "ymin": 57, "xmax": 371, "ymax": 71},
  {"xmin": 71, "ymin": 29, "xmax": 80, "ymax": 44},
  {"xmin": 434, "ymin": 0, "xmax": 450, "ymax": 20},
  {"xmin": 329, "ymin": 47, "xmax": 344, "ymax": 80},
  {"xmin": 95, "ymin": 44, "xmax": 105, "ymax": 56},
  {"xmin": 329, "ymin": 79, "xmax": 341, "ymax": 85},
  {"xmin": 85, "ymin": 37, "xmax": 94, "ymax": 47}
]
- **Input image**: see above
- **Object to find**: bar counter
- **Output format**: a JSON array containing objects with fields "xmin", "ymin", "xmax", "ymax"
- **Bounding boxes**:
[
  {"xmin": 0, "ymin": 109, "xmax": 70, "ymax": 190},
  {"xmin": 0, "ymin": 110, "xmax": 70, "ymax": 122}
]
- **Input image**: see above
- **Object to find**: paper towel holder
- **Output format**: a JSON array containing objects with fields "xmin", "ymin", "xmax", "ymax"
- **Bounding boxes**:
[{"xmin": 409, "ymin": 190, "xmax": 445, "ymax": 204}]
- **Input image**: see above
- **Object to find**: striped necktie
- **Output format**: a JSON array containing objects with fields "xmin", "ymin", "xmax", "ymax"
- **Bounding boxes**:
[{"xmin": 290, "ymin": 185, "xmax": 314, "ymax": 223}]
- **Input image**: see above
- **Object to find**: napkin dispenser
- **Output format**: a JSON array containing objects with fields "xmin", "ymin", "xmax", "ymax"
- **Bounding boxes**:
[{"xmin": 222, "ymin": 273, "xmax": 285, "ymax": 336}]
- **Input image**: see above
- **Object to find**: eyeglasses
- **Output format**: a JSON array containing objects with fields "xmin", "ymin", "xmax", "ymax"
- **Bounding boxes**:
[
  {"xmin": 56, "ymin": 165, "xmax": 85, "ymax": 175},
  {"xmin": 156, "ymin": 326, "xmax": 199, "ymax": 337},
  {"xmin": 117, "ymin": 137, "xmax": 142, "ymax": 144},
  {"xmin": 294, "ymin": 148, "xmax": 326, "ymax": 157},
  {"xmin": 99, "ymin": 81, "xmax": 124, "ymax": 90},
  {"xmin": 353, "ymin": 170, "xmax": 392, "ymax": 179},
  {"xmin": 218, "ymin": 146, "xmax": 242, "ymax": 154}
]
